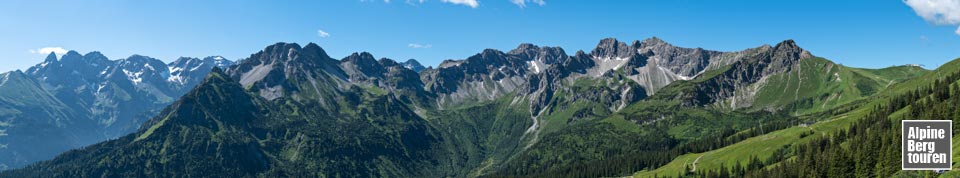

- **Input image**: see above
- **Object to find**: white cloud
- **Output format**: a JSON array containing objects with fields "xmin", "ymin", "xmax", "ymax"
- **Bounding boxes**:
[
  {"xmin": 408, "ymin": 43, "xmax": 433, "ymax": 48},
  {"xmin": 904, "ymin": 0, "xmax": 960, "ymax": 36},
  {"xmin": 511, "ymin": 0, "xmax": 544, "ymax": 8},
  {"xmin": 441, "ymin": 0, "xmax": 478, "ymax": 8},
  {"xmin": 317, "ymin": 29, "xmax": 330, "ymax": 38},
  {"xmin": 28, "ymin": 47, "xmax": 68, "ymax": 56}
]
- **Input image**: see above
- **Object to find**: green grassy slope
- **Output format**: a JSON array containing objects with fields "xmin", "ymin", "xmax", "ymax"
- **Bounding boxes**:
[
  {"xmin": 744, "ymin": 58, "xmax": 926, "ymax": 115},
  {"xmin": 427, "ymin": 94, "xmax": 533, "ymax": 177},
  {"xmin": 631, "ymin": 58, "xmax": 956, "ymax": 178},
  {"xmin": 632, "ymin": 106, "xmax": 867, "ymax": 177}
]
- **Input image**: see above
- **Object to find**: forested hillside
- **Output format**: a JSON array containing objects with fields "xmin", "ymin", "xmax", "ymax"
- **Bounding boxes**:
[{"xmin": 636, "ymin": 59, "xmax": 960, "ymax": 178}]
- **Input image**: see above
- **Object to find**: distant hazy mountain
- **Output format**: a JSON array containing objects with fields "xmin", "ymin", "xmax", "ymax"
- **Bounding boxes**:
[
  {"xmin": 0, "ymin": 52, "xmax": 231, "ymax": 170},
  {"xmin": 0, "ymin": 38, "xmax": 931, "ymax": 177},
  {"xmin": 400, "ymin": 59, "xmax": 426, "ymax": 72}
]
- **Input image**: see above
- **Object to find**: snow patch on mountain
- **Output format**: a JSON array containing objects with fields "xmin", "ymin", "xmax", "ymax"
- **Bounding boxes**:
[
  {"xmin": 123, "ymin": 69, "xmax": 143, "ymax": 85},
  {"xmin": 527, "ymin": 60, "xmax": 542, "ymax": 73}
]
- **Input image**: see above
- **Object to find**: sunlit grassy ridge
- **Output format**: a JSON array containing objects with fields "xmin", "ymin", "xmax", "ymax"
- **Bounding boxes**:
[{"xmin": 631, "ymin": 58, "xmax": 960, "ymax": 178}]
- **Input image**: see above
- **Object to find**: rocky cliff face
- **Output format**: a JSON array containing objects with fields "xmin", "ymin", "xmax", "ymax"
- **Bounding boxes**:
[
  {"xmin": 421, "ymin": 48, "xmax": 533, "ymax": 108},
  {"xmin": 225, "ymin": 43, "xmax": 429, "ymax": 112},
  {"xmin": 588, "ymin": 37, "xmax": 741, "ymax": 94},
  {"xmin": 339, "ymin": 52, "xmax": 423, "ymax": 92},
  {"xmin": 419, "ymin": 37, "xmax": 793, "ymax": 117},
  {"xmin": 226, "ymin": 43, "xmax": 346, "ymax": 101},
  {"xmin": 675, "ymin": 40, "xmax": 814, "ymax": 108}
]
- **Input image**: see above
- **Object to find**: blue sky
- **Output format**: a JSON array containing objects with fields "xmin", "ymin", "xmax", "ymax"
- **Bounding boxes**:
[{"xmin": 1, "ymin": 0, "xmax": 959, "ymax": 72}]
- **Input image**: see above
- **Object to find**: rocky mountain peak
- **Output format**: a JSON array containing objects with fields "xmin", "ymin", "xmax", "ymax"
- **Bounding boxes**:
[
  {"xmin": 590, "ymin": 38, "xmax": 634, "ymax": 59},
  {"xmin": 773, "ymin": 39, "xmax": 799, "ymax": 52},
  {"xmin": 168, "ymin": 56, "xmax": 235, "ymax": 87},
  {"xmin": 635, "ymin": 37, "xmax": 685, "ymax": 58},
  {"xmin": 43, "ymin": 52, "xmax": 58, "ymax": 62},
  {"xmin": 254, "ymin": 42, "xmax": 340, "ymax": 71},
  {"xmin": 118, "ymin": 55, "xmax": 167, "ymax": 72},
  {"xmin": 122, "ymin": 54, "xmax": 154, "ymax": 62},
  {"xmin": 400, "ymin": 59, "xmax": 426, "ymax": 72},
  {"xmin": 60, "ymin": 51, "xmax": 83, "ymax": 62},
  {"xmin": 65, "ymin": 50, "xmax": 82, "ymax": 55},
  {"xmin": 574, "ymin": 50, "xmax": 587, "ymax": 57},
  {"xmin": 638, "ymin": 37, "xmax": 675, "ymax": 50},
  {"xmin": 1, "ymin": 69, "xmax": 27, "ymax": 82},
  {"xmin": 340, "ymin": 52, "xmax": 387, "ymax": 81},
  {"xmin": 303, "ymin": 42, "xmax": 331, "ymax": 59},
  {"xmin": 640, "ymin": 36, "xmax": 667, "ymax": 46},
  {"xmin": 508, "ymin": 43, "xmax": 541, "ymax": 54},
  {"xmin": 259, "ymin": 42, "xmax": 303, "ymax": 63},
  {"xmin": 170, "ymin": 57, "xmax": 203, "ymax": 71},
  {"xmin": 204, "ymin": 55, "xmax": 225, "ymax": 60},
  {"xmin": 344, "ymin": 52, "xmax": 377, "ymax": 63},
  {"xmin": 227, "ymin": 42, "xmax": 351, "ymax": 101},
  {"xmin": 267, "ymin": 42, "xmax": 303, "ymax": 51},
  {"xmin": 201, "ymin": 56, "xmax": 232, "ymax": 68},
  {"xmin": 80, "ymin": 52, "xmax": 112, "ymax": 69},
  {"xmin": 772, "ymin": 39, "xmax": 814, "ymax": 60},
  {"xmin": 28, "ymin": 50, "xmax": 116, "ymax": 83},
  {"xmin": 480, "ymin": 49, "xmax": 505, "ymax": 57},
  {"xmin": 378, "ymin": 58, "xmax": 400, "ymax": 67},
  {"xmin": 479, "ymin": 49, "xmax": 519, "ymax": 68},
  {"xmin": 596, "ymin": 38, "xmax": 620, "ymax": 46},
  {"xmin": 508, "ymin": 43, "xmax": 567, "ymax": 65},
  {"xmin": 172, "ymin": 56, "xmax": 195, "ymax": 62},
  {"xmin": 84, "ymin": 51, "xmax": 107, "ymax": 61},
  {"xmin": 562, "ymin": 50, "xmax": 596, "ymax": 72}
]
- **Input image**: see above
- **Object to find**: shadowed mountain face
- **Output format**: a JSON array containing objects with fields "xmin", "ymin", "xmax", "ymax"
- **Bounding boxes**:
[
  {"xmin": 0, "ymin": 52, "xmax": 232, "ymax": 170},
  {"xmin": 0, "ymin": 38, "xmax": 929, "ymax": 177}
]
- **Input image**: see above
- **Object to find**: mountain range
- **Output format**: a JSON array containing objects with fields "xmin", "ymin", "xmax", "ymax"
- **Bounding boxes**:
[
  {"xmin": 0, "ymin": 52, "xmax": 233, "ymax": 170},
  {"xmin": 0, "ymin": 37, "xmax": 944, "ymax": 177}
]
